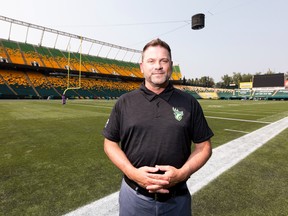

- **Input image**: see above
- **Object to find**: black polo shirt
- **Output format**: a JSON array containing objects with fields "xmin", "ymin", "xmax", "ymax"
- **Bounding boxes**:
[{"xmin": 103, "ymin": 82, "xmax": 213, "ymax": 169}]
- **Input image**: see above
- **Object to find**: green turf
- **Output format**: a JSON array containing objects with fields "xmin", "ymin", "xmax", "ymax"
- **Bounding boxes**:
[
  {"xmin": 0, "ymin": 99, "xmax": 287, "ymax": 215},
  {"xmin": 192, "ymin": 128, "xmax": 288, "ymax": 216},
  {"xmin": 0, "ymin": 100, "xmax": 121, "ymax": 215}
]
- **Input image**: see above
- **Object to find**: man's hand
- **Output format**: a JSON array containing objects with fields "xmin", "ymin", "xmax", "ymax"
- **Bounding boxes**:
[
  {"xmin": 145, "ymin": 165, "xmax": 186, "ymax": 193},
  {"xmin": 144, "ymin": 139, "xmax": 212, "ymax": 194},
  {"xmin": 128, "ymin": 166, "xmax": 170, "ymax": 193}
]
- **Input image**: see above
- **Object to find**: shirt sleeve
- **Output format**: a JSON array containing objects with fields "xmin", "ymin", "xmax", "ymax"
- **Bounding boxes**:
[
  {"xmin": 191, "ymin": 99, "xmax": 214, "ymax": 143},
  {"xmin": 102, "ymin": 101, "xmax": 121, "ymax": 142}
]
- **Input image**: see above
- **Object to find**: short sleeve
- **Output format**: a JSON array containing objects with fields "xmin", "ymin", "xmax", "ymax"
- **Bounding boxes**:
[
  {"xmin": 102, "ymin": 101, "xmax": 121, "ymax": 142},
  {"xmin": 190, "ymin": 100, "xmax": 214, "ymax": 143}
]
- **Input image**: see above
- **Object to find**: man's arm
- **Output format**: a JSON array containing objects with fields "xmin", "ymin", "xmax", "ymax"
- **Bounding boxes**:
[
  {"xmin": 179, "ymin": 139, "xmax": 213, "ymax": 180},
  {"xmin": 104, "ymin": 138, "xmax": 170, "ymax": 189}
]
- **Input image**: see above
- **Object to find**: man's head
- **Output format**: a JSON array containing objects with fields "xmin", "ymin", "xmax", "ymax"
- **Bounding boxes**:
[
  {"xmin": 140, "ymin": 38, "xmax": 173, "ymax": 91},
  {"xmin": 142, "ymin": 38, "xmax": 172, "ymax": 61}
]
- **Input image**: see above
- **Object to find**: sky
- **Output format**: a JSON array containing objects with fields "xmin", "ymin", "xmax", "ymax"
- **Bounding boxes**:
[{"xmin": 1, "ymin": 0, "xmax": 287, "ymax": 82}]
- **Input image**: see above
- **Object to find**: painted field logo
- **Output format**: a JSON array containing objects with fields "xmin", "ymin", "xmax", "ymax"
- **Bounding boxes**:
[{"xmin": 172, "ymin": 107, "xmax": 183, "ymax": 121}]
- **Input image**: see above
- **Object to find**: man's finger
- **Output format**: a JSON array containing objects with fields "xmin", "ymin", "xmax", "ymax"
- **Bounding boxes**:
[{"xmin": 139, "ymin": 166, "xmax": 159, "ymax": 173}]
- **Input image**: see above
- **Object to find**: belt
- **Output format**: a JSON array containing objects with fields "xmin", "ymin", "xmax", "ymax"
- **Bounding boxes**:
[{"xmin": 124, "ymin": 175, "xmax": 189, "ymax": 202}]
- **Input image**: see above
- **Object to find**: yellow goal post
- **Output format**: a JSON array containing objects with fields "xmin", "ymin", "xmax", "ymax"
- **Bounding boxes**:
[{"xmin": 63, "ymin": 37, "xmax": 82, "ymax": 96}]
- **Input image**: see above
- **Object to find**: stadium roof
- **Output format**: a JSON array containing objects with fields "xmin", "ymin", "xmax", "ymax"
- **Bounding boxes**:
[{"xmin": 0, "ymin": 15, "xmax": 142, "ymax": 63}]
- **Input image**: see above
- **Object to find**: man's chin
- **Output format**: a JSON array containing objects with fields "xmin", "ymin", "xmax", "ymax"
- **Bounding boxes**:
[{"xmin": 151, "ymin": 79, "xmax": 169, "ymax": 87}]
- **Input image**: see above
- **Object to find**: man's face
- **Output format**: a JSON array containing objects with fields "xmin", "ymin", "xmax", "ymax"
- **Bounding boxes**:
[{"xmin": 140, "ymin": 45, "xmax": 173, "ymax": 88}]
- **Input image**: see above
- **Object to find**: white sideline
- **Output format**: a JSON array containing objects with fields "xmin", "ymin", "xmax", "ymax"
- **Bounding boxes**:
[{"xmin": 64, "ymin": 117, "xmax": 288, "ymax": 216}]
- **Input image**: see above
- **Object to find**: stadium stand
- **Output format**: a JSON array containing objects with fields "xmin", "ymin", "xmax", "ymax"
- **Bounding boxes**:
[
  {"xmin": 1, "ymin": 16, "xmax": 287, "ymax": 100},
  {"xmin": 198, "ymin": 92, "xmax": 218, "ymax": 99},
  {"xmin": 273, "ymin": 89, "xmax": 288, "ymax": 99},
  {"xmin": 18, "ymin": 42, "xmax": 43, "ymax": 67},
  {"xmin": 216, "ymin": 90, "xmax": 234, "ymax": 99},
  {"xmin": 0, "ymin": 71, "xmax": 15, "ymax": 95},
  {"xmin": 171, "ymin": 65, "xmax": 182, "ymax": 80},
  {"xmin": 1, "ymin": 64, "xmax": 287, "ymax": 100},
  {"xmin": 0, "ymin": 32, "xmax": 187, "ymax": 100},
  {"xmin": 231, "ymin": 89, "xmax": 252, "ymax": 100},
  {"xmin": 0, "ymin": 70, "xmax": 37, "ymax": 98},
  {"xmin": 0, "ymin": 37, "xmax": 182, "ymax": 79},
  {"xmin": 0, "ymin": 67, "xmax": 143, "ymax": 99},
  {"xmin": 175, "ymin": 85, "xmax": 202, "ymax": 99},
  {"xmin": 1, "ymin": 40, "xmax": 26, "ymax": 65},
  {"xmin": 251, "ymin": 89, "xmax": 288, "ymax": 100},
  {"xmin": 253, "ymin": 90, "xmax": 275, "ymax": 100},
  {"xmin": 34, "ymin": 46, "xmax": 61, "ymax": 68},
  {"xmin": 0, "ymin": 42, "xmax": 9, "ymax": 63}
]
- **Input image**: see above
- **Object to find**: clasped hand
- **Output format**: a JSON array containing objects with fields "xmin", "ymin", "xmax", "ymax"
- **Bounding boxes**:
[{"xmin": 133, "ymin": 165, "xmax": 181, "ymax": 194}]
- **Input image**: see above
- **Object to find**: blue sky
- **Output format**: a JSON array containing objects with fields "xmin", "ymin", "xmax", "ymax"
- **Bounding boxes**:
[{"xmin": 1, "ymin": 0, "xmax": 287, "ymax": 82}]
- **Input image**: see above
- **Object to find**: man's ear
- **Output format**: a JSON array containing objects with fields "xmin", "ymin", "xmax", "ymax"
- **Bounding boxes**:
[{"xmin": 139, "ymin": 62, "xmax": 144, "ymax": 73}]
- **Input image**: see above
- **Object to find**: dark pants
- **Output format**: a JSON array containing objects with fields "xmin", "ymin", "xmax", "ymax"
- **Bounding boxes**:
[{"xmin": 119, "ymin": 179, "xmax": 192, "ymax": 216}]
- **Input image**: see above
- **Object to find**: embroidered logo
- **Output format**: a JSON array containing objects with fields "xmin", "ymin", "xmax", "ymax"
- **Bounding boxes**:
[{"xmin": 172, "ymin": 107, "xmax": 184, "ymax": 121}]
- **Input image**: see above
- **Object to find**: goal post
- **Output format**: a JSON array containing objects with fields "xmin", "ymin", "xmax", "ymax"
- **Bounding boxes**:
[{"xmin": 63, "ymin": 37, "xmax": 82, "ymax": 96}]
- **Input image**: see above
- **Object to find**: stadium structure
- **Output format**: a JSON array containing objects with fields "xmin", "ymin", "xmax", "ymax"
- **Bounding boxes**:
[
  {"xmin": 0, "ymin": 15, "xmax": 288, "ymax": 100},
  {"xmin": 0, "ymin": 15, "xmax": 184, "ymax": 100},
  {"xmin": 229, "ymin": 73, "xmax": 288, "ymax": 100}
]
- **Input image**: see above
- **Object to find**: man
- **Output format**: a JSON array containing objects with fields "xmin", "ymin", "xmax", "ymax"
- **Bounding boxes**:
[{"xmin": 103, "ymin": 38, "xmax": 213, "ymax": 216}]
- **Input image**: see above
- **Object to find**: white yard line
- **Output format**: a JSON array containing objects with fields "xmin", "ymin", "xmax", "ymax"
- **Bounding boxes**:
[
  {"xmin": 224, "ymin": 129, "xmax": 249, "ymax": 134},
  {"xmin": 205, "ymin": 111, "xmax": 266, "ymax": 117},
  {"xmin": 63, "ymin": 117, "xmax": 288, "ymax": 216},
  {"xmin": 68, "ymin": 103, "xmax": 113, "ymax": 109},
  {"xmin": 205, "ymin": 116, "xmax": 271, "ymax": 124},
  {"xmin": 187, "ymin": 116, "xmax": 288, "ymax": 194}
]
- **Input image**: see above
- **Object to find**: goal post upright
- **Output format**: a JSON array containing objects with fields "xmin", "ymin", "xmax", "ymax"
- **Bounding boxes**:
[{"xmin": 63, "ymin": 37, "xmax": 82, "ymax": 96}]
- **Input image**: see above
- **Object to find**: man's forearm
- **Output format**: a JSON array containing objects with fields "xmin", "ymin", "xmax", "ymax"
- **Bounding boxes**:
[
  {"xmin": 180, "ymin": 140, "xmax": 212, "ymax": 180},
  {"xmin": 104, "ymin": 138, "xmax": 136, "ymax": 178}
]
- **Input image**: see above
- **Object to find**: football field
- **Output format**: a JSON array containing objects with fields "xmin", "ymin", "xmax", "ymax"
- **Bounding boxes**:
[{"xmin": 0, "ymin": 99, "xmax": 287, "ymax": 215}]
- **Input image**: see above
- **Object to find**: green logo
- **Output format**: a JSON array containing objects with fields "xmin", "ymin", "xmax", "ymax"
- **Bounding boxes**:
[{"xmin": 172, "ymin": 107, "xmax": 183, "ymax": 121}]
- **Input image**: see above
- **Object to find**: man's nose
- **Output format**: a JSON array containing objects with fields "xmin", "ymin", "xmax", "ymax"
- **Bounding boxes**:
[{"xmin": 155, "ymin": 62, "xmax": 163, "ymax": 70}]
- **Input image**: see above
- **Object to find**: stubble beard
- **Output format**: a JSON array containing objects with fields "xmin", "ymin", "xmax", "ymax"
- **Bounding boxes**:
[{"xmin": 149, "ymin": 73, "xmax": 170, "ymax": 88}]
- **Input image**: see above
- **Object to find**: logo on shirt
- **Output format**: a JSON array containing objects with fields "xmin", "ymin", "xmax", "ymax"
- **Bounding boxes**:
[{"xmin": 172, "ymin": 107, "xmax": 183, "ymax": 121}]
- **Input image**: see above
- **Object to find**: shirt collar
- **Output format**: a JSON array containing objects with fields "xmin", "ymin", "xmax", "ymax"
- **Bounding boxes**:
[{"xmin": 140, "ymin": 81, "xmax": 174, "ymax": 102}]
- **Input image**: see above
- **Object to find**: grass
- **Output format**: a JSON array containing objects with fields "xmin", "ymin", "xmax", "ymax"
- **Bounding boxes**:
[
  {"xmin": 0, "ymin": 100, "xmax": 122, "ymax": 216},
  {"xmin": 0, "ymin": 99, "xmax": 287, "ymax": 215},
  {"xmin": 192, "ymin": 128, "xmax": 288, "ymax": 216}
]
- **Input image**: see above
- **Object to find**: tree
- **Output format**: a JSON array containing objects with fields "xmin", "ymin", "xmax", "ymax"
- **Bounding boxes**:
[
  {"xmin": 266, "ymin": 68, "xmax": 275, "ymax": 74},
  {"xmin": 215, "ymin": 81, "xmax": 225, "ymax": 88},
  {"xmin": 199, "ymin": 76, "xmax": 208, "ymax": 87},
  {"xmin": 221, "ymin": 74, "xmax": 233, "ymax": 87},
  {"xmin": 241, "ymin": 73, "xmax": 253, "ymax": 82},
  {"xmin": 184, "ymin": 70, "xmax": 286, "ymax": 88},
  {"xmin": 194, "ymin": 78, "xmax": 200, "ymax": 86},
  {"xmin": 232, "ymin": 72, "xmax": 242, "ymax": 86},
  {"xmin": 182, "ymin": 76, "xmax": 186, "ymax": 85}
]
